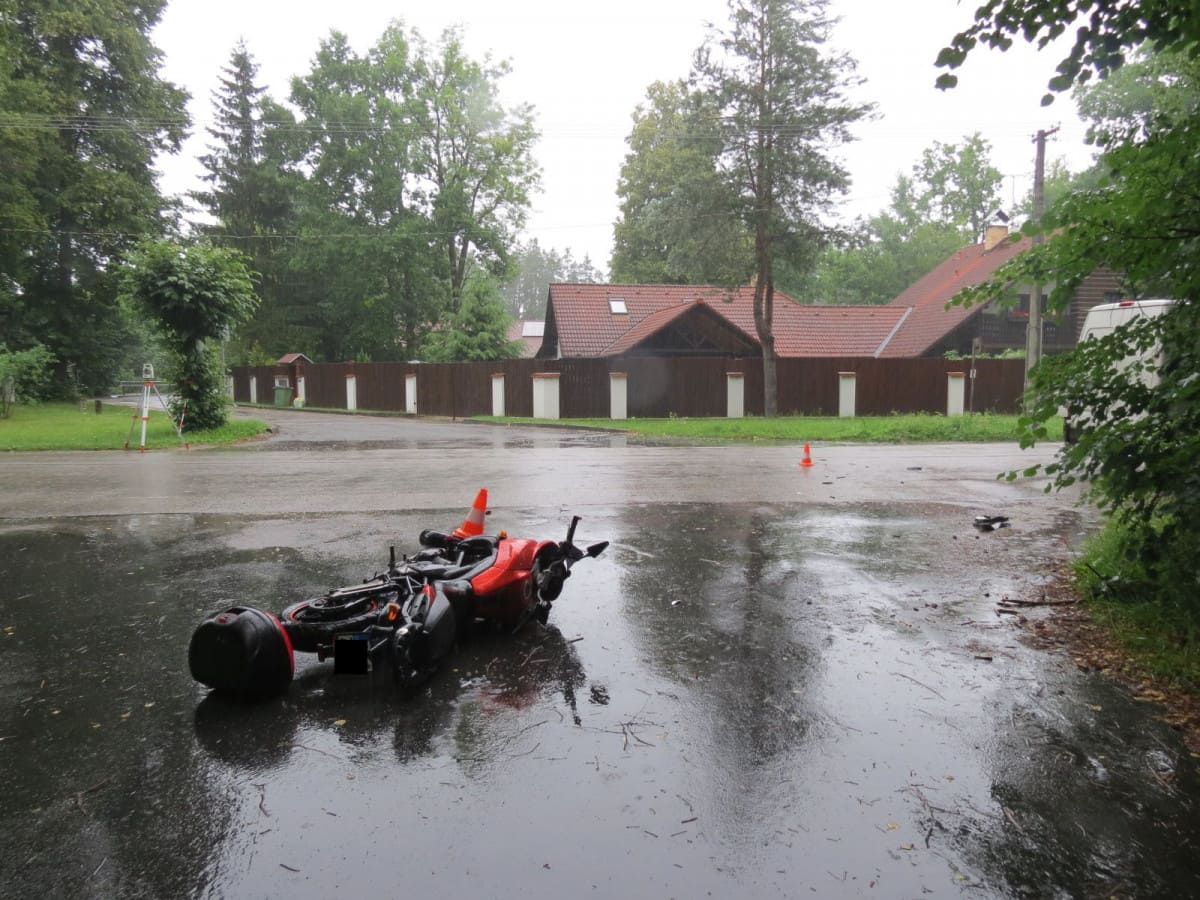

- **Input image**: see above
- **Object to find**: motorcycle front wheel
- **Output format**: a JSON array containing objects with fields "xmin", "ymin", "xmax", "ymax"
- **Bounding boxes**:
[
  {"xmin": 280, "ymin": 593, "xmax": 384, "ymax": 653},
  {"xmin": 391, "ymin": 629, "xmax": 435, "ymax": 691}
]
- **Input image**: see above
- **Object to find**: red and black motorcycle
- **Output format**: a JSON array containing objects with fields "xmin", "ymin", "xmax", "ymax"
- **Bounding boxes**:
[{"xmin": 188, "ymin": 490, "xmax": 607, "ymax": 698}]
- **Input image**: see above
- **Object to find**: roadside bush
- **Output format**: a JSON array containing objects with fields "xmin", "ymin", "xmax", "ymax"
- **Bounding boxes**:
[
  {"xmin": 0, "ymin": 344, "xmax": 57, "ymax": 417},
  {"xmin": 1076, "ymin": 512, "xmax": 1200, "ymax": 685}
]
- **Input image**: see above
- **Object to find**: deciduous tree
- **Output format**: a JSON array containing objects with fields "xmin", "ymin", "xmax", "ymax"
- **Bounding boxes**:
[
  {"xmin": 415, "ymin": 28, "xmax": 540, "ymax": 307},
  {"xmin": 122, "ymin": 241, "xmax": 257, "ymax": 430},
  {"xmin": 611, "ymin": 80, "xmax": 751, "ymax": 286},
  {"xmin": 939, "ymin": 9, "xmax": 1200, "ymax": 612},
  {"xmin": 0, "ymin": 0, "xmax": 188, "ymax": 392}
]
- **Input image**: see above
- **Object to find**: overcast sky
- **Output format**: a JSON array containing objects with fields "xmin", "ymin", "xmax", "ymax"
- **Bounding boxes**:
[{"xmin": 153, "ymin": 0, "xmax": 1094, "ymax": 274}]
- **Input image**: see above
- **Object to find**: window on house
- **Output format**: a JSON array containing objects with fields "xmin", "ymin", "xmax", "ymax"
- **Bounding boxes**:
[{"xmin": 609, "ymin": 298, "xmax": 628, "ymax": 314}]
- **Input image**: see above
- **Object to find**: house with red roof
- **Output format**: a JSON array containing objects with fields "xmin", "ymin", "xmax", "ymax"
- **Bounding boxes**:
[
  {"xmin": 878, "ymin": 224, "xmax": 1121, "ymax": 358},
  {"xmin": 537, "ymin": 284, "xmax": 907, "ymax": 359},
  {"xmin": 536, "ymin": 225, "xmax": 1121, "ymax": 360},
  {"xmin": 506, "ymin": 320, "xmax": 545, "ymax": 358}
]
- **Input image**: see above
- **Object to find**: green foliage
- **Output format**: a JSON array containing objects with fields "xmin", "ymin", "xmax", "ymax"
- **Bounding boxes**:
[
  {"xmin": 501, "ymin": 239, "xmax": 602, "ymax": 318},
  {"xmin": 943, "ymin": 24, "xmax": 1200, "ymax": 623},
  {"xmin": 934, "ymin": 0, "xmax": 1200, "ymax": 101},
  {"xmin": 121, "ymin": 241, "xmax": 258, "ymax": 431},
  {"xmin": 220, "ymin": 23, "xmax": 539, "ymax": 363},
  {"xmin": 0, "ymin": 343, "xmax": 56, "ymax": 417},
  {"xmin": 691, "ymin": 0, "xmax": 871, "ymax": 414},
  {"xmin": 0, "ymin": 401, "xmax": 268, "ymax": 451},
  {"xmin": 0, "ymin": 0, "xmax": 188, "ymax": 393},
  {"xmin": 422, "ymin": 277, "xmax": 522, "ymax": 361},
  {"xmin": 1075, "ymin": 514, "xmax": 1200, "ymax": 687},
  {"xmin": 192, "ymin": 42, "xmax": 298, "ymax": 362},
  {"xmin": 803, "ymin": 134, "xmax": 1003, "ymax": 305},
  {"xmin": 416, "ymin": 27, "xmax": 540, "ymax": 305},
  {"xmin": 943, "ymin": 348, "xmax": 1025, "ymax": 360},
  {"xmin": 611, "ymin": 80, "xmax": 752, "ymax": 285},
  {"xmin": 896, "ymin": 134, "xmax": 1004, "ymax": 240},
  {"xmin": 482, "ymin": 412, "xmax": 1049, "ymax": 443},
  {"xmin": 804, "ymin": 217, "xmax": 963, "ymax": 305}
]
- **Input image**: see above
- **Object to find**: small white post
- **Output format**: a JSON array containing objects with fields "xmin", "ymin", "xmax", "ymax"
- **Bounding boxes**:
[
  {"xmin": 226, "ymin": 375, "xmax": 235, "ymax": 400},
  {"xmin": 249, "ymin": 375, "xmax": 258, "ymax": 405},
  {"xmin": 345, "ymin": 373, "xmax": 357, "ymax": 411},
  {"xmin": 726, "ymin": 372, "xmax": 745, "ymax": 418},
  {"xmin": 405, "ymin": 373, "xmax": 418, "ymax": 415},
  {"xmin": 532, "ymin": 372, "xmax": 560, "ymax": 419},
  {"xmin": 947, "ymin": 371, "xmax": 966, "ymax": 416},
  {"xmin": 491, "ymin": 373, "xmax": 506, "ymax": 417},
  {"xmin": 609, "ymin": 372, "xmax": 627, "ymax": 420},
  {"xmin": 296, "ymin": 376, "xmax": 306, "ymax": 407},
  {"xmin": 838, "ymin": 371, "xmax": 857, "ymax": 418}
]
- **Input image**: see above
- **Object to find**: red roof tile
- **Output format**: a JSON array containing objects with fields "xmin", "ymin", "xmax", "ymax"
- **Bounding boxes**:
[
  {"xmin": 547, "ymin": 283, "xmax": 907, "ymax": 358},
  {"xmin": 506, "ymin": 320, "xmax": 544, "ymax": 358},
  {"xmin": 879, "ymin": 235, "xmax": 1031, "ymax": 357}
]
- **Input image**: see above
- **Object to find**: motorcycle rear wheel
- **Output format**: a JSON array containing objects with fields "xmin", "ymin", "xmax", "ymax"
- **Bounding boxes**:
[{"xmin": 280, "ymin": 594, "xmax": 383, "ymax": 653}]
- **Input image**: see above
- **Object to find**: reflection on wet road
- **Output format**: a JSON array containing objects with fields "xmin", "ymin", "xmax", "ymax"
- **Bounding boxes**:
[{"xmin": 3, "ymin": 498, "xmax": 1198, "ymax": 899}]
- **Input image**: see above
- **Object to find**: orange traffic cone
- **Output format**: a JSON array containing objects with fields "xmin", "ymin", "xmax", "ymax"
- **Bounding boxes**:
[
  {"xmin": 799, "ymin": 443, "xmax": 814, "ymax": 468},
  {"xmin": 452, "ymin": 488, "xmax": 488, "ymax": 538}
]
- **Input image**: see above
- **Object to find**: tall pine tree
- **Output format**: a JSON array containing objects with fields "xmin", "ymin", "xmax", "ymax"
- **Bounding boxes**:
[
  {"xmin": 193, "ymin": 41, "xmax": 297, "ymax": 361},
  {"xmin": 693, "ymin": 0, "xmax": 869, "ymax": 415}
]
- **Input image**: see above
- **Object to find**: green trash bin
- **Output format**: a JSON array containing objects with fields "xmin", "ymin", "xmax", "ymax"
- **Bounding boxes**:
[{"xmin": 273, "ymin": 385, "xmax": 293, "ymax": 407}]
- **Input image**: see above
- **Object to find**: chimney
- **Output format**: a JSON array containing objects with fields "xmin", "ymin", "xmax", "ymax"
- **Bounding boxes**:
[{"xmin": 984, "ymin": 223, "xmax": 1009, "ymax": 251}]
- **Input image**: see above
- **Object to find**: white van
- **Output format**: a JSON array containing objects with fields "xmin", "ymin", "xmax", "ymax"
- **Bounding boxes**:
[{"xmin": 1063, "ymin": 298, "xmax": 1175, "ymax": 442}]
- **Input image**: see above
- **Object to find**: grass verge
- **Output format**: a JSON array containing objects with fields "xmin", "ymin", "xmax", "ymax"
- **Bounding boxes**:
[
  {"xmin": 1074, "ymin": 519, "xmax": 1200, "ymax": 689},
  {"xmin": 0, "ymin": 402, "xmax": 270, "ymax": 451},
  {"xmin": 476, "ymin": 413, "xmax": 1061, "ymax": 443}
]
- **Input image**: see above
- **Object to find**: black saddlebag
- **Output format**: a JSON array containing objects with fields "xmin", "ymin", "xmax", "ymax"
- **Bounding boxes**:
[{"xmin": 188, "ymin": 606, "xmax": 294, "ymax": 697}]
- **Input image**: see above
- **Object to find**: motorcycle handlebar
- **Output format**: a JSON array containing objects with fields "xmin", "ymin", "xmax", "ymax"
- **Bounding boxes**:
[{"xmin": 419, "ymin": 529, "xmax": 456, "ymax": 549}]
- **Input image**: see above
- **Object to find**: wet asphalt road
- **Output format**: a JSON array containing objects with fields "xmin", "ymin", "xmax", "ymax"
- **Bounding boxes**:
[{"xmin": 2, "ymin": 409, "xmax": 1199, "ymax": 899}]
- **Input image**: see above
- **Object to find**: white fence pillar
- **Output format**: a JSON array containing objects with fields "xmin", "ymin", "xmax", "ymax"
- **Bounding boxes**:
[
  {"xmin": 405, "ymin": 373, "xmax": 417, "ymax": 415},
  {"xmin": 491, "ymin": 373, "xmax": 505, "ymax": 417},
  {"xmin": 345, "ymin": 374, "xmax": 357, "ymax": 411},
  {"xmin": 226, "ymin": 375, "xmax": 235, "ymax": 400},
  {"xmin": 726, "ymin": 372, "xmax": 745, "ymax": 418},
  {"xmin": 532, "ymin": 372, "xmax": 560, "ymax": 420},
  {"xmin": 947, "ymin": 371, "xmax": 966, "ymax": 416},
  {"xmin": 249, "ymin": 375, "xmax": 258, "ymax": 404},
  {"xmin": 609, "ymin": 372, "xmax": 627, "ymax": 420},
  {"xmin": 838, "ymin": 371, "xmax": 857, "ymax": 418},
  {"xmin": 296, "ymin": 375, "xmax": 306, "ymax": 407}
]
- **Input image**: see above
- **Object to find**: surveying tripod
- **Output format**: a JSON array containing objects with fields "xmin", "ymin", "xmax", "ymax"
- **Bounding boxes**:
[{"xmin": 124, "ymin": 364, "xmax": 187, "ymax": 452}]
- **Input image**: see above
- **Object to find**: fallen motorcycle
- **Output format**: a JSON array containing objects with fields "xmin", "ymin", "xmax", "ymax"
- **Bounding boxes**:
[{"xmin": 188, "ymin": 489, "xmax": 607, "ymax": 698}]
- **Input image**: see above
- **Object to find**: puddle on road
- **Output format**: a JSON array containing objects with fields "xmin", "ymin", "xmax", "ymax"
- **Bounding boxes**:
[{"xmin": 1, "ymin": 503, "xmax": 1198, "ymax": 898}]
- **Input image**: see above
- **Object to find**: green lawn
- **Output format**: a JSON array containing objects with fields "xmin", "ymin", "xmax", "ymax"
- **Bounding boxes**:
[
  {"xmin": 0, "ymin": 402, "xmax": 270, "ymax": 451},
  {"xmin": 477, "ymin": 413, "xmax": 1060, "ymax": 443}
]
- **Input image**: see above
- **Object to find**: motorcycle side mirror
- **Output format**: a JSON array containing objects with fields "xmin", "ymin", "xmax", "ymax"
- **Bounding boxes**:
[{"xmin": 586, "ymin": 541, "xmax": 609, "ymax": 558}]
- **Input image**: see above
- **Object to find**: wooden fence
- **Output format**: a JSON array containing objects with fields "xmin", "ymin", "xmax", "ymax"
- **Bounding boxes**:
[{"xmin": 233, "ymin": 356, "xmax": 1025, "ymax": 418}]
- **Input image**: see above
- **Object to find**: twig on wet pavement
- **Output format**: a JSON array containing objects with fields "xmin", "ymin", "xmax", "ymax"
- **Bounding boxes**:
[
  {"xmin": 290, "ymin": 742, "xmax": 343, "ymax": 760},
  {"xmin": 998, "ymin": 596, "xmax": 1078, "ymax": 608},
  {"xmin": 890, "ymin": 671, "xmax": 947, "ymax": 701},
  {"xmin": 1002, "ymin": 806, "xmax": 1025, "ymax": 833},
  {"xmin": 253, "ymin": 783, "xmax": 269, "ymax": 817}
]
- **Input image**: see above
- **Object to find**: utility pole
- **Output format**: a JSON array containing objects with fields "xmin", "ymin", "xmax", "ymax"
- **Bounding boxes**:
[{"xmin": 1024, "ymin": 126, "xmax": 1059, "ymax": 401}]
